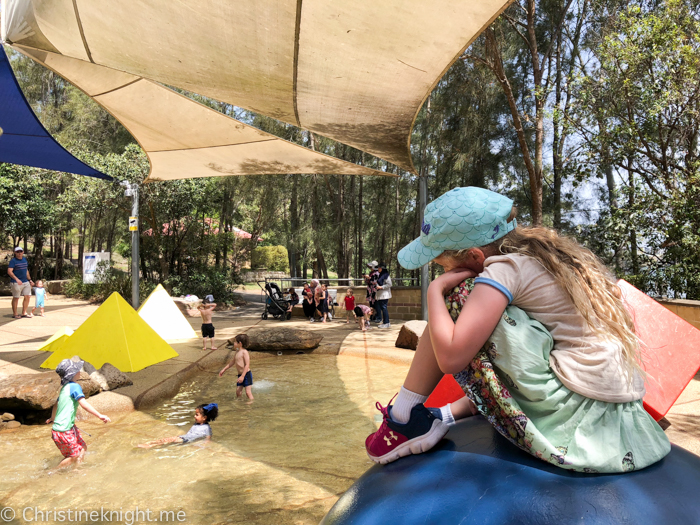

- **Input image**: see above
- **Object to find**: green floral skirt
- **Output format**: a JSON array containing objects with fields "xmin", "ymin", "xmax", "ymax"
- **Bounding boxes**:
[{"xmin": 448, "ymin": 287, "xmax": 671, "ymax": 473}]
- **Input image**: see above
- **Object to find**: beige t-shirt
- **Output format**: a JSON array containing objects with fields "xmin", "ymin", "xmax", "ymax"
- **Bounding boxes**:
[{"xmin": 474, "ymin": 253, "xmax": 645, "ymax": 403}]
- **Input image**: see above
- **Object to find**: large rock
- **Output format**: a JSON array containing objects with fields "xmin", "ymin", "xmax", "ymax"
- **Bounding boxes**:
[
  {"xmin": 77, "ymin": 391, "xmax": 134, "ymax": 419},
  {"xmin": 81, "ymin": 361, "xmax": 132, "ymax": 391},
  {"xmin": 1, "ymin": 412, "xmax": 14, "ymax": 421},
  {"xmin": 46, "ymin": 280, "xmax": 69, "ymax": 294},
  {"xmin": 231, "ymin": 328, "xmax": 323, "ymax": 352},
  {"xmin": 74, "ymin": 372, "xmax": 102, "ymax": 398},
  {"xmin": 0, "ymin": 369, "xmax": 102, "ymax": 412},
  {"xmin": 322, "ymin": 416, "xmax": 700, "ymax": 525},
  {"xmin": 0, "ymin": 373, "xmax": 62, "ymax": 410},
  {"xmin": 0, "ymin": 420, "xmax": 21, "ymax": 431},
  {"xmin": 82, "ymin": 361, "xmax": 108, "ymax": 391},
  {"xmin": 395, "ymin": 320, "xmax": 427, "ymax": 350},
  {"xmin": 97, "ymin": 363, "xmax": 133, "ymax": 390}
]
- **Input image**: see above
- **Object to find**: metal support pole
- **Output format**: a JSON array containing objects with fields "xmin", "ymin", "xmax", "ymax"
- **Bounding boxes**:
[
  {"xmin": 131, "ymin": 185, "xmax": 140, "ymax": 309},
  {"xmin": 419, "ymin": 175, "xmax": 429, "ymax": 321}
]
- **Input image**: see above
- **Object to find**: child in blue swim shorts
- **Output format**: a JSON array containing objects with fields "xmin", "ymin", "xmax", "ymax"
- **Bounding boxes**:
[{"xmin": 219, "ymin": 334, "xmax": 254, "ymax": 401}]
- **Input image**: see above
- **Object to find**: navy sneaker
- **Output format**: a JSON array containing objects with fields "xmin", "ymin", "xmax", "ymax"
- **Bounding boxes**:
[
  {"xmin": 427, "ymin": 407, "xmax": 443, "ymax": 420},
  {"xmin": 365, "ymin": 399, "xmax": 449, "ymax": 464}
]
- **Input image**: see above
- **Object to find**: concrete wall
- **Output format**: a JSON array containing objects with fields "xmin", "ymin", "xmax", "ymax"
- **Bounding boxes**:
[
  {"xmin": 0, "ymin": 279, "xmax": 68, "ymax": 296},
  {"xmin": 379, "ymin": 292, "xmax": 700, "ymax": 326},
  {"xmin": 657, "ymin": 298, "xmax": 700, "ymax": 331},
  {"xmin": 293, "ymin": 286, "xmax": 422, "ymax": 321},
  {"xmin": 382, "ymin": 287, "xmax": 422, "ymax": 320},
  {"xmin": 335, "ymin": 287, "xmax": 423, "ymax": 321},
  {"xmin": 46, "ymin": 280, "xmax": 69, "ymax": 294}
]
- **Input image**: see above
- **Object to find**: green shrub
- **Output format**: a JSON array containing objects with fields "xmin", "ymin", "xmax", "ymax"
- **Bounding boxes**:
[
  {"xmin": 164, "ymin": 267, "xmax": 242, "ymax": 305},
  {"xmin": 115, "ymin": 240, "xmax": 131, "ymax": 259},
  {"xmin": 64, "ymin": 262, "xmax": 242, "ymax": 306},
  {"xmin": 251, "ymin": 245, "xmax": 289, "ymax": 272},
  {"xmin": 64, "ymin": 261, "xmax": 155, "ymax": 303},
  {"xmin": 22, "ymin": 254, "xmax": 78, "ymax": 281}
]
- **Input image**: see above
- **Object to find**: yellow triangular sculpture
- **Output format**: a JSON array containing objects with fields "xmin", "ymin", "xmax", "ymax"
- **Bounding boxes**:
[
  {"xmin": 40, "ymin": 292, "xmax": 178, "ymax": 372},
  {"xmin": 137, "ymin": 284, "xmax": 197, "ymax": 343},
  {"xmin": 38, "ymin": 326, "xmax": 74, "ymax": 351}
]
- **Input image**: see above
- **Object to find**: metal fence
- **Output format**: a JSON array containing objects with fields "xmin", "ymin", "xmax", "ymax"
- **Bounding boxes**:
[{"xmin": 266, "ymin": 277, "xmax": 419, "ymax": 288}]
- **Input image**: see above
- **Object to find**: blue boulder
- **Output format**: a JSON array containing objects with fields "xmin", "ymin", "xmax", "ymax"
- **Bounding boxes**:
[{"xmin": 322, "ymin": 416, "xmax": 700, "ymax": 524}]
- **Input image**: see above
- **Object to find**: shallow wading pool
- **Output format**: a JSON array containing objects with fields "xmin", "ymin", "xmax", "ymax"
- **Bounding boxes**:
[{"xmin": 0, "ymin": 354, "xmax": 408, "ymax": 524}]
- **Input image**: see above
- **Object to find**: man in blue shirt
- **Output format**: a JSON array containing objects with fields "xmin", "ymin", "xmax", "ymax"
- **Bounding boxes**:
[{"xmin": 8, "ymin": 247, "xmax": 34, "ymax": 318}]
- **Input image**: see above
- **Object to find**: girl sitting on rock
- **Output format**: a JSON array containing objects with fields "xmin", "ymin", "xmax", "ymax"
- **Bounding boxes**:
[
  {"xmin": 365, "ymin": 187, "xmax": 670, "ymax": 473},
  {"xmin": 138, "ymin": 403, "xmax": 218, "ymax": 448}
]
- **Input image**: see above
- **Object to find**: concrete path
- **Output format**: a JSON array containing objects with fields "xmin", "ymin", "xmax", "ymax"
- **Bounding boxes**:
[{"xmin": 665, "ymin": 372, "xmax": 700, "ymax": 455}]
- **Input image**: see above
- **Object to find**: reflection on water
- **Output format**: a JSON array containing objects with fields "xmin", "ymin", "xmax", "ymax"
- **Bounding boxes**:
[{"xmin": 0, "ymin": 354, "xmax": 408, "ymax": 524}]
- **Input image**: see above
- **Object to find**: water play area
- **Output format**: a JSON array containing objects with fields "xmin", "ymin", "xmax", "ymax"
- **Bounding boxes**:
[{"xmin": 0, "ymin": 352, "xmax": 408, "ymax": 524}]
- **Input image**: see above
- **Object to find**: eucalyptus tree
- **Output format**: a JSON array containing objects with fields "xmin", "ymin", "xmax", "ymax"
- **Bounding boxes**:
[
  {"xmin": 462, "ymin": 0, "xmax": 580, "ymax": 225},
  {"xmin": 573, "ymin": 0, "xmax": 700, "ymax": 297}
]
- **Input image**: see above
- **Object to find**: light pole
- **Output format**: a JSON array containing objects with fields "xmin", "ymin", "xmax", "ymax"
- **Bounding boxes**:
[
  {"xmin": 419, "ymin": 175, "xmax": 429, "ymax": 321},
  {"xmin": 121, "ymin": 181, "xmax": 140, "ymax": 309}
]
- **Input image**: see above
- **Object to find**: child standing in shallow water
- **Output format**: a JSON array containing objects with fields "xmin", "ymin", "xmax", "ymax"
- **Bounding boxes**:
[
  {"xmin": 365, "ymin": 186, "xmax": 670, "ymax": 473},
  {"xmin": 138, "ymin": 403, "xmax": 218, "ymax": 448},
  {"xmin": 47, "ymin": 359, "xmax": 111, "ymax": 469},
  {"xmin": 219, "ymin": 334, "xmax": 254, "ymax": 401}
]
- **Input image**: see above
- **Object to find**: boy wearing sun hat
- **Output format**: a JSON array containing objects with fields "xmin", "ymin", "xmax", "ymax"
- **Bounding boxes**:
[{"xmin": 47, "ymin": 358, "xmax": 111, "ymax": 469}]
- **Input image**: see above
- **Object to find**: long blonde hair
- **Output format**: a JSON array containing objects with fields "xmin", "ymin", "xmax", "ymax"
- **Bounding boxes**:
[{"xmin": 446, "ymin": 218, "xmax": 644, "ymax": 378}]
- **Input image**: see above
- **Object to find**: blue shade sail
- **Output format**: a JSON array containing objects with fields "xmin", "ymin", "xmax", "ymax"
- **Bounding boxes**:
[{"xmin": 0, "ymin": 46, "xmax": 111, "ymax": 180}]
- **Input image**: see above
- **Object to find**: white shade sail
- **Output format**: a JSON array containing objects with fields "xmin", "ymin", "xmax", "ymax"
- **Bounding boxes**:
[
  {"xmin": 14, "ymin": 45, "xmax": 389, "ymax": 181},
  {"xmin": 2, "ymin": 0, "xmax": 511, "ymax": 174}
]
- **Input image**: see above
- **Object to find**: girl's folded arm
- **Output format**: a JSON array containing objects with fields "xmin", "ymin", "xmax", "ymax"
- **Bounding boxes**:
[{"xmin": 429, "ymin": 283, "xmax": 508, "ymax": 374}]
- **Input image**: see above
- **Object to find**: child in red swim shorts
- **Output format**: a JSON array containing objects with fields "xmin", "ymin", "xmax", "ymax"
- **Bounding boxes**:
[{"xmin": 47, "ymin": 359, "xmax": 111, "ymax": 469}]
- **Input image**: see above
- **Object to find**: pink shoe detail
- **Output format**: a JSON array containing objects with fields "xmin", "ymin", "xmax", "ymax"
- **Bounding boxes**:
[{"xmin": 365, "ymin": 395, "xmax": 449, "ymax": 465}]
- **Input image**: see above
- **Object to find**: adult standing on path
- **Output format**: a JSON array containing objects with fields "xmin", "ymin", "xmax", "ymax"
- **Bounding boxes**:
[
  {"xmin": 8, "ymin": 246, "xmax": 34, "ymax": 319},
  {"xmin": 375, "ymin": 262, "xmax": 392, "ymax": 328}
]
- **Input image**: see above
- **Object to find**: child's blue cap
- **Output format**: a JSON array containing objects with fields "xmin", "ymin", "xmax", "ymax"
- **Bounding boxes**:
[{"xmin": 398, "ymin": 187, "xmax": 516, "ymax": 270}]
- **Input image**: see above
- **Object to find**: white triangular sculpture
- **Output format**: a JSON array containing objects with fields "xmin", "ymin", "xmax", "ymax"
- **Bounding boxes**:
[{"xmin": 138, "ymin": 284, "xmax": 198, "ymax": 343}]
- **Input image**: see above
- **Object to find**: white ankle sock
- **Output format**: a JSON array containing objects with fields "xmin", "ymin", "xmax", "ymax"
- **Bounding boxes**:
[
  {"xmin": 439, "ymin": 404, "xmax": 456, "ymax": 426},
  {"xmin": 391, "ymin": 386, "xmax": 428, "ymax": 424}
]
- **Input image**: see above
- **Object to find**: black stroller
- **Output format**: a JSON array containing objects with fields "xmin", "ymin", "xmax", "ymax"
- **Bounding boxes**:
[{"xmin": 258, "ymin": 281, "xmax": 293, "ymax": 320}]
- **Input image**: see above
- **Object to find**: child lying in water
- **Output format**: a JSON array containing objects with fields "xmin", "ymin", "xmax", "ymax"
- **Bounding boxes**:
[{"xmin": 138, "ymin": 403, "xmax": 218, "ymax": 448}]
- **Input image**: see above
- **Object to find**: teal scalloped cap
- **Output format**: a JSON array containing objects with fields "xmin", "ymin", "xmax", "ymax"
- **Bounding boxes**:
[{"xmin": 397, "ymin": 187, "xmax": 516, "ymax": 270}]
